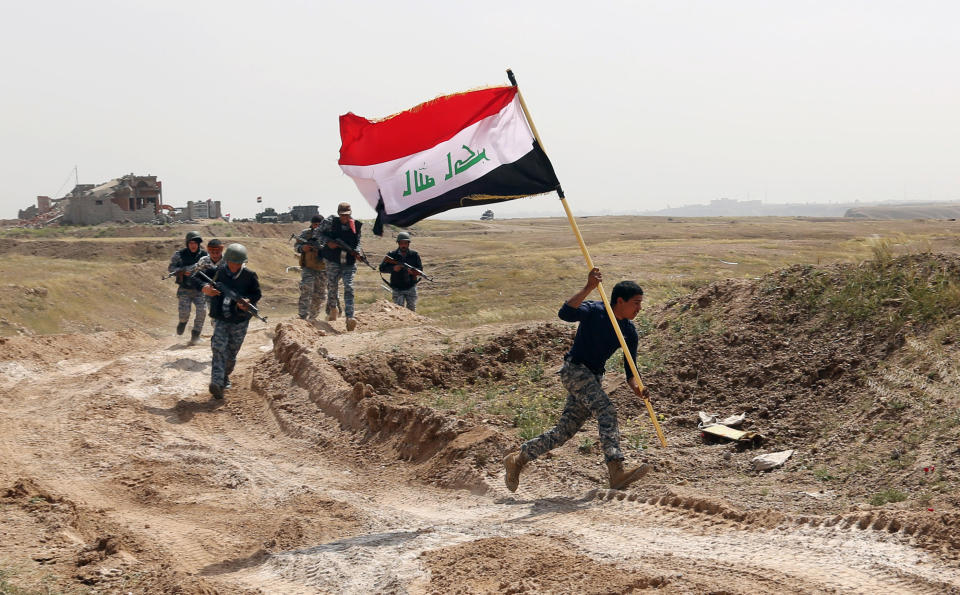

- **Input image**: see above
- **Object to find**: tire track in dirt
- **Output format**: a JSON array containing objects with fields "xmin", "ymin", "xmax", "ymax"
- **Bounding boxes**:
[{"xmin": 3, "ymin": 322, "xmax": 960, "ymax": 593}]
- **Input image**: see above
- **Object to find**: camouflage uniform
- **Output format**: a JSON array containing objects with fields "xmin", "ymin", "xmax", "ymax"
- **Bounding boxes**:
[
  {"xmin": 324, "ymin": 261, "xmax": 355, "ymax": 318},
  {"xmin": 293, "ymin": 226, "xmax": 327, "ymax": 319},
  {"xmin": 520, "ymin": 359, "xmax": 624, "ymax": 463},
  {"xmin": 169, "ymin": 248, "xmax": 207, "ymax": 335},
  {"xmin": 392, "ymin": 287, "xmax": 418, "ymax": 311},
  {"xmin": 319, "ymin": 214, "xmax": 362, "ymax": 320},
  {"xmin": 210, "ymin": 318, "xmax": 249, "ymax": 388}
]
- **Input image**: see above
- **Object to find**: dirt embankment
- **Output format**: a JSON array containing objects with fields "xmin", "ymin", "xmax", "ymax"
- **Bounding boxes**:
[
  {"xmin": 3, "ymin": 253, "xmax": 960, "ymax": 593},
  {"xmin": 254, "ymin": 320, "xmax": 523, "ymax": 494},
  {"xmin": 618, "ymin": 254, "xmax": 960, "ymax": 513}
]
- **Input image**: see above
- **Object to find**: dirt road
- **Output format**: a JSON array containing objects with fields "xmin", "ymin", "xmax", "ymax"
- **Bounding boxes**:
[{"xmin": 2, "ymin": 305, "xmax": 958, "ymax": 594}]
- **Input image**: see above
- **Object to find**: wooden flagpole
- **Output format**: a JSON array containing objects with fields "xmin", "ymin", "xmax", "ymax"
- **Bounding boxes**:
[{"xmin": 506, "ymin": 69, "xmax": 667, "ymax": 448}]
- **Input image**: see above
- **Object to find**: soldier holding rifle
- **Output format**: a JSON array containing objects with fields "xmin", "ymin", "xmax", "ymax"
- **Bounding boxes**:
[
  {"xmin": 200, "ymin": 244, "xmax": 262, "ymax": 399},
  {"xmin": 293, "ymin": 215, "xmax": 328, "ymax": 320},
  {"xmin": 379, "ymin": 231, "xmax": 426, "ymax": 312},
  {"xmin": 167, "ymin": 231, "xmax": 208, "ymax": 344},
  {"xmin": 320, "ymin": 202, "xmax": 366, "ymax": 331}
]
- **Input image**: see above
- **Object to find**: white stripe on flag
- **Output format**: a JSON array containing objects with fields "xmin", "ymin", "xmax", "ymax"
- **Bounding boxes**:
[{"xmin": 339, "ymin": 96, "xmax": 534, "ymax": 216}]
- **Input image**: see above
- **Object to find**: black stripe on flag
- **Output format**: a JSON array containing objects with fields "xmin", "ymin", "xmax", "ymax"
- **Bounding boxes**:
[{"xmin": 373, "ymin": 142, "xmax": 560, "ymax": 233}]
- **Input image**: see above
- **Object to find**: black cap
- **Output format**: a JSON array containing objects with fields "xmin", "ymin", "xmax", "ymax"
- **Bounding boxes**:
[{"xmin": 311, "ymin": 215, "xmax": 323, "ymax": 223}]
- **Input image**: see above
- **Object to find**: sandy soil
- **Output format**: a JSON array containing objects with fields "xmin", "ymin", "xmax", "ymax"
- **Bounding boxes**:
[{"xmin": 2, "ymin": 294, "xmax": 959, "ymax": 594}]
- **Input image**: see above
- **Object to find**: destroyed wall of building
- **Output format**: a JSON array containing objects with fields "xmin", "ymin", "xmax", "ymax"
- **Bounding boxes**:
[{"xmin": 60, "ymin": 175, "xmax": 162, "ymax": 225}]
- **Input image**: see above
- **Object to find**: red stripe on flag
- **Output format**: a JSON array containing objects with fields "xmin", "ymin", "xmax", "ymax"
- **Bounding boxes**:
[{"xmin": 339, "ymin": 86, "xmax": 517, "ymax": 166}]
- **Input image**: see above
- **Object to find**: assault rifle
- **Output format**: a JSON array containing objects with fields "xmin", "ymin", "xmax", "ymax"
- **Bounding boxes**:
[
  {"xmin": 193, "ymin": 269, "xmax": 268, "ymax": 323},
  {"xmin": 382, "ymin": 255, "xmax": 433, "ymax": 282},
  {"xmin": 289, "ymin": 232, "xmax": 323, "ymax": 253},
  {"xmin": 161, "ymin": 262, "xmax": 200, "ymax": 281},
  {"xmin": 332, "ymin": 238, "xmax": 377, "ymax": 271}
]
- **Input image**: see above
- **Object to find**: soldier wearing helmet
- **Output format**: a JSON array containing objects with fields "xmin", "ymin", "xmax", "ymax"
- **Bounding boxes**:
[
  {"xmin": 167, "ymin": 231, "xmax": 208, "ymax": 344},
  {"xmin": 200, "ymin": 243, "xmax": 262, "ymax": 399},
  {"xmin": 378, "ymin": 231, "xmax": 424, "ymax": 311}
]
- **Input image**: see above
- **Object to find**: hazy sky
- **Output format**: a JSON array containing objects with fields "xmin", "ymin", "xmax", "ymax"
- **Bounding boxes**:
[{"xmin": 2, "ymin": 1, "xmax": 958, "ymax": 220}]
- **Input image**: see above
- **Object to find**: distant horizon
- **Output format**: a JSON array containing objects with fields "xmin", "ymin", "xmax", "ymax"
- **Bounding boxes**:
[{"xmin": 4, "ymin": 3, "xmax": 959, "ymax": 224}]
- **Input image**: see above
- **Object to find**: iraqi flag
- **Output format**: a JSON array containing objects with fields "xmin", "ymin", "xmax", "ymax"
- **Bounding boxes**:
[{"xmin": 339, "ymin": 85, "xmax": 560, "ymax": 233}]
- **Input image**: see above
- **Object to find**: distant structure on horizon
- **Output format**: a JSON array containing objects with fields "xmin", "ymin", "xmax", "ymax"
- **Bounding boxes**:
[
  {"xmin": 641, "ymin": 197, "xmax": 960, "ymax": 219},
  {"xmin": 844, "ymin": 202, "xmax": 960, "ymax": 220},
  {"xmin": 645, "ymin": 198, "xmax": 854, "ymax": 218},
  {"xmin": 15, "ymin": 173, "xmax": 229, "ymax": 226}
]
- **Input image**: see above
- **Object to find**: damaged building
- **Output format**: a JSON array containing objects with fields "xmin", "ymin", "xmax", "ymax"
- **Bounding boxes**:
[
  {"xmin": 16, "ymin": 173, "xmax": 227, "ymax": 227},
  {"xmin": 61, "ymin": 174, "xmax": 163, "ymax": 225}
]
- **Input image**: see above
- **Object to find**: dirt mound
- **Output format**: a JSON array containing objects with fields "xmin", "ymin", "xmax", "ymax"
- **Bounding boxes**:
[
  {"xmin": 0, "ymin": 476, "xmax": 226, "ymax": 593},
  {"xmin": 333, "ymin": 323, "xmax": 571, "ymax": 392},
  {"xmin": 418, "ymin": 535, "xmax": 666, "ymax": 594},
  {"xmin": 254, "ymin": 321, "xmax": 521, "ymax": 493},
  {"xmin": 619, "ymin": 253, "xmax": 960, "ymax": 511},
  {"xmin": 0, "ymin": 328, "xmax": 155, "ymax": 363},
  {"xmin": 354, "ymin": 299, "xmax": 432, "ymax": 330}
]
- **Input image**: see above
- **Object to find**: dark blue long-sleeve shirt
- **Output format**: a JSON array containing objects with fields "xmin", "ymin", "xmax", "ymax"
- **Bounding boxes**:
[{"xmin": 559, "ymin": 301, "xmax": 639, "ymax": 379}]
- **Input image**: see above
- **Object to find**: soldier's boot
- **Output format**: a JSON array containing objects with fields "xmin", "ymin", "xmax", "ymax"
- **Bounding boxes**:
[
  {"xmin": 346, "ymin": 318, "xmax": 357, "ymax": 331},
  {"xmin": 326, "ymin": 305, "xmax": 338, "ymax": 321},
  {"xmin": 606, "ymin": 460, "xmax": 652, "ymax": 490},
  {"xmin": 209, "ymin": 382, "xmax": 224, "ymax": 400},
  {"xmin": 224, "ymin": 364, "xmax": 235, "ymax": 390},
  {"xmin": 176, "ymin": 321, "xmax": 187, "ymax": 335},
  {"xmin": 503, "ymin": 450, "xmax": 529, "ymax": 493},
  {"xmin": 189, "ymin": 330, "xmax": 201, "ymax": 345}
]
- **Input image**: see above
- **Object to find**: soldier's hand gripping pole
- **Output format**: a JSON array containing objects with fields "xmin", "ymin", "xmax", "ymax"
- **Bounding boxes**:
[{"xmin": 507, "ymin": 67, "xmax": 667, "ymax": 447}]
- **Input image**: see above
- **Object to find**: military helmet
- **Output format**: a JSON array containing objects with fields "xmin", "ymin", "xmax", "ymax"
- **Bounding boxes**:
[
  {"xmin": 396, "ymin": 231, "xmax": 412, "ymax": 243},
  {"xmin": 185, "ymin": 231, "xmax": 203, "ymax": 245},
  {"xmin": 224, "ymin": 243, "xmax": 248, "ymax": 263}
]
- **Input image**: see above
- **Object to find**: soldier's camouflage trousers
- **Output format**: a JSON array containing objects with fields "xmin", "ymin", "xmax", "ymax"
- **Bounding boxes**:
[
  {"xmin": 521, "ymin": 359, "xmax": 624, "ymax": 463},
  {"xmin": 392, "ymin": 286, "xmax": 418, "ymax": 311},
  {"xmin": 210, "ymin": 318, "xmax": 249, "ymax": 387},
  {"xmin": 298, "ymin": 268, "xmax": 327, "ymax": 319},
  {"xmin": 177, "ymin": 287, "xmax": 206, "ymax": 334},
  {"xmin": 325, "ymin": 261, "xmax": 356, "ymax": 318}
]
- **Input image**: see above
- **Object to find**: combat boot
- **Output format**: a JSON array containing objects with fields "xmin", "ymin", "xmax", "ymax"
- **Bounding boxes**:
[
  {"xmin": 209, "ymin": 382, "xmax": 224, "ymax": 400},
  {"xmin": 189, "ymin": 330, "xmax": 201, "ymax": 345},
  {"xmin": 503, "ymin": 450, "xmax": 529, "ymax": 493},
  {"xmin": 326, "ymin": 307, "xmax": 338, "ymax": 322},
  {"xmin": 606, "ymin": 460, "xmax": 652, "ymax": 490},
  {"xmin": 224, "ymin": 363, "xmax": 235, "ymax": 390},
  {"xmin": 346, "ymin": 318, "xmax": 357, "ymax": 331},
  {"xmin": 176, "ymin": 321, "xmax": 187, "ymax": 335}
]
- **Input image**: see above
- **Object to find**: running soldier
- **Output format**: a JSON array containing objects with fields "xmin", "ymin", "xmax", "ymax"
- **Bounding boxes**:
[
  {"xmin": 293, "ymin": 215, "xmax": 328, "ymax": 320},
  {"xmin": 194, "ymin": 238, "xmax": 225, "ymax": 275},
  {"xmin": 503, "ymin": 268, "xmax": 653, "ymax": 492},
  {"xmin": 167, "ymin": 231, "xmax": 208, "ymax": 344},
  {"xmin": 378, "ymin": 231, "xmax": 423, "ymax": 311},
  {"xmin": 320, "ymin": 202, "xmax": 364, "ymax": 331},
  {"xmin": 200, "ymin": 244, "xmax": 261, "ymax": 399}
]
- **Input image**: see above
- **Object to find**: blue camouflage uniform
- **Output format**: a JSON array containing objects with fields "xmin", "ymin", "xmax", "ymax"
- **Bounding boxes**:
[
  {"xmin": 378, "ymin": 247, "xmax": 423, "ymax": 311},
  {"xmin": 168, "ymin": 246, "xmax": 208, "ymax": 335},
  {"xmin": 319, "ymin": 216, "xmax": 362, "ymax": 319},
  {"xmin": 206, "ymin": 265, "xmax": 261, "ymax": 391},
  {"xmin": 521, "ymin": 300, "xmax": 640, "ymax": 463}
]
